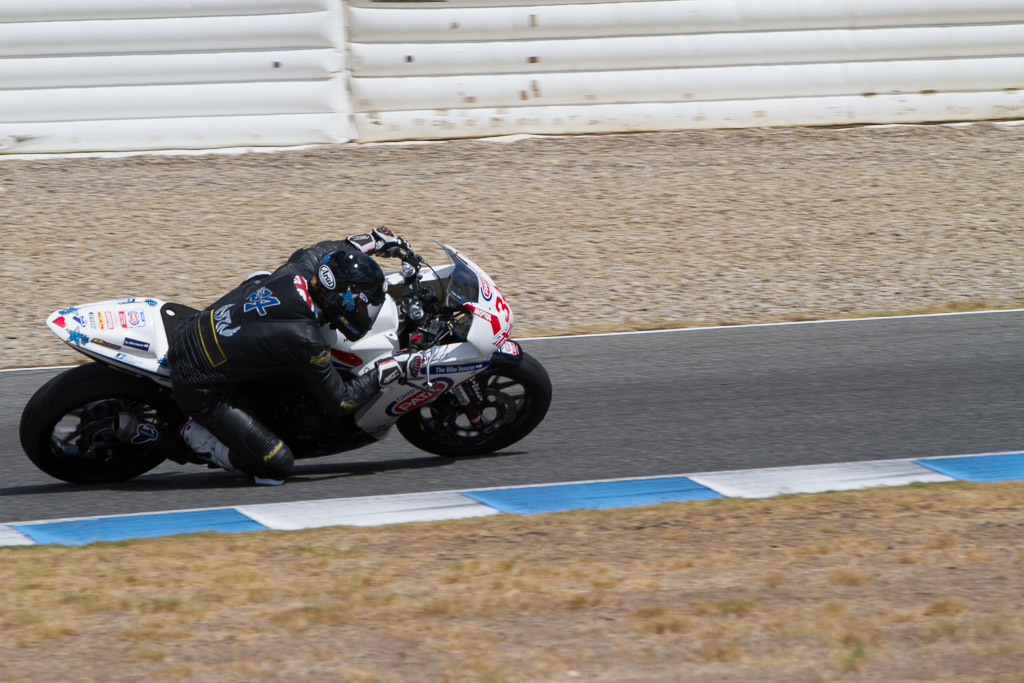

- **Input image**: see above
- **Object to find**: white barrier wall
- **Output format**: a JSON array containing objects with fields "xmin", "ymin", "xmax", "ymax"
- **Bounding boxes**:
[
  {"xmin": 3, "ymin": 0, "xmax": 1024, "ymax": 153},
  {"xmin": 347, "ymin": 0, "xmax": 1024, "ymax": 142},
  {"xmin": 0, "ymin": 0, "xmax": 351, "ymax": 154}
]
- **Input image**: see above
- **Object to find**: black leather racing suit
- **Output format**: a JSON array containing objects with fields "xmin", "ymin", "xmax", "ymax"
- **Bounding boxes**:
[{"xmin": 167, "ymin": 240, "xmax": 377, "ymax": 481}]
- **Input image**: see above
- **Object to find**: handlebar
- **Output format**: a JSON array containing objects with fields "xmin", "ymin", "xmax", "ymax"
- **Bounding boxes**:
[{"xmin": 391, "ymin": 245, "xmax": 467, "ymax": 352}]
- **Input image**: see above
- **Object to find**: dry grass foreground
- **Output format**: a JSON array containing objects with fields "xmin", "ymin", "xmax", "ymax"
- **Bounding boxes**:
[{"xmin": 2, "ymin": 481, "xmax": 1023, "ymax": 682}]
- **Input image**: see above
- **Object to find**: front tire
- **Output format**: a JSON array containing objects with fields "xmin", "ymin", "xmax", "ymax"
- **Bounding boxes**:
[
  {"xmin": 19, "ymin": 363, "xmax": 180, "ymax": 484},
  {"xmin": 396, "ymin": 351, "xmax": 552, "ymax": 457}
]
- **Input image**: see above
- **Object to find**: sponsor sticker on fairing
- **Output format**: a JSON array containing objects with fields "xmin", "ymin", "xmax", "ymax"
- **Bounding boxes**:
[
  {"xmin": 493, "ymin": 330, "xmax": 511, "ymax": 346},
  {"xmin": 385, "ymin": 378, "xmax": 453, "ymax": 417},
  {"xmin": 67, "ymin": 330, "xmax": 89, "ymax": 347},
  {"xmin": 466, "ymin": 304, "xmax": 498, "ymax": 332},
  {"xmin": 414, "ymin": 361, "xmax": 489, "ymax": 376},
  {"xmin": 91, "ymin": 337, "xmax": 122, "ymax": 351},
  {"xmin": 122, "ymin": 337, "xmax": 150, "ymax": 351},
  {"xmin": 499, "ymin": 340, "xmax": 521, "ymax": 356},
  {"xmin": 115, "ymin": 352, "xmax": 140, "ymax": 367}
]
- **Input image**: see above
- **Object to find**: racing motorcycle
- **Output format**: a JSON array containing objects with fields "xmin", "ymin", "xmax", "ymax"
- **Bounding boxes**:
[{"xmin": 20, "ymin": 243, "xmax": 552, "ymax": 484}]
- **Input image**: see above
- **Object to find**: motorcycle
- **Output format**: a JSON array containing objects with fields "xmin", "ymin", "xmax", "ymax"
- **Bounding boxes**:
[{"xmin": 20, "ymin": 243, "xmax": 552, "ymax": 484}]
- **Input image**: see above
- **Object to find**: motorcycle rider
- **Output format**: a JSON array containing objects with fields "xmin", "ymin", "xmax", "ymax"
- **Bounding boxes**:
[{"xmin": 167, "ymin": 226, "xmax": 412, "ymax": 485}]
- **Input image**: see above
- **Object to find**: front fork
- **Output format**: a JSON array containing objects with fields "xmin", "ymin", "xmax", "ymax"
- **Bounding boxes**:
[{"xmin": 452, "ymin": 379, "xmax": 485, "ymax": 428}]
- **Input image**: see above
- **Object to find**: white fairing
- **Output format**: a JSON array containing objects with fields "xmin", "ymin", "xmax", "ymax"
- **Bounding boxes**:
[
  {"xmin": 346, "ymin": 245, "xmax": 515, "ymax": 440},
  {"xmin": 45, "ymin": 245, "xmax": 515, "ymax": 442},
  {"xmin": 320, "ymin": 296, "xmax": 400, "ymax": 371},
  {"xmin": 45, "ymin": 297, "xmax": 173, "ymax": 384},
  {"xmin": 445, "ymin": 247, "xmax": 515, "ymax": 355}
]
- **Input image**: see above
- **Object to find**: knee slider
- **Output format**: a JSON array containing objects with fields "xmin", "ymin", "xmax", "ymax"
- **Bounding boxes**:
[
  {"xmin": 258, "ymin": 439, "xmax": 294, "ymax": 480},
  {"xmin": 227, "ymin": 439, "xmax": 293, "ymax": 480}
]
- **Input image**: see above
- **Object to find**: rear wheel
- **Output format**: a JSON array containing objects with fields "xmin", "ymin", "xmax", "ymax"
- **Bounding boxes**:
[
  {"xmin": 396, "ymin": 352, "xmax": 552, "ymax": 457},
  {"xmin": 19, "ymin": 363, "xmax": 181, "ymax": 484}
]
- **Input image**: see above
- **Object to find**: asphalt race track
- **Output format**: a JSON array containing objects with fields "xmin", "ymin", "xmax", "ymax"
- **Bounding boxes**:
[{"xmin": 1, "ymin": 311, "xmax": 1021, "ymax": 525}]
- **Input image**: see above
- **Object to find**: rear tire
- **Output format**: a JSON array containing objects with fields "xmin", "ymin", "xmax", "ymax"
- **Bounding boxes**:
[
  {"xmin": 396, "ymin": 351, "xmax": 552, "ymax": 457},
  {"xmin": 19, "ymin": 363, "xmax": 180, "ymax": 484}
]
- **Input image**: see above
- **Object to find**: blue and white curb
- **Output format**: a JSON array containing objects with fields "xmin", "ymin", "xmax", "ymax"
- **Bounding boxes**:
[{"xmin": 2, "ymin": 451, "xmax": 1022, "ymax": 547}]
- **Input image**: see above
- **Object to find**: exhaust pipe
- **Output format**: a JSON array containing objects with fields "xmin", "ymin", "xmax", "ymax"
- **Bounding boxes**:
[
  {"xmin": 112, "ymin": 411, "xmax": 142, "ymax": 441},
  {"xmin": 113, "ymin": 411, "xmax": 160, "ymax": 445}
]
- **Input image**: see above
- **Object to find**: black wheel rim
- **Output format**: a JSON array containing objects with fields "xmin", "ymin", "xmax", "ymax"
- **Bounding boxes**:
[
  {"xmin": 417, "ymin": 371, "xmax": 530, "ymax": 447},
  {"xmin": 50, "ymin": 398, "xmax": 163, "ymax": 474}
]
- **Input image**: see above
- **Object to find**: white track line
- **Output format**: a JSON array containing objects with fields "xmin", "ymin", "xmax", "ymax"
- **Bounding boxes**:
[{"xmin": 519, "ymin": 308, "xmax": 1024, "ymax": 341}]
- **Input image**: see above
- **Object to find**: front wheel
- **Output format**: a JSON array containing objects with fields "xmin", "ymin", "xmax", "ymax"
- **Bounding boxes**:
[
  {"xmin": 396, "ymin": 351, "xmax": 552, "ymax": 457},
  {"xmin": 19, "ymin": 363, "xmax": 182, "ymax": 484}
]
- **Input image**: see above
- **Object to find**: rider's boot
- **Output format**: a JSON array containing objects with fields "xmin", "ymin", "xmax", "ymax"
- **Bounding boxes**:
[
  {"xmin": 180, "ymin": 419, "xmax": 235, "ymax": 471},
  {"xmin": 181, "ymin": 418, "xmax": 288, "ymax": 486}
]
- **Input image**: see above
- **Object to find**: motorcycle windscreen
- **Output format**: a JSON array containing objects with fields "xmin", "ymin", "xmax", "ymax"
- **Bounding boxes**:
[
  {"xmin": 445, "ymin": 254, "xmax": 480, "ymax": 307},
  {"xmin": 441, "ymin": 246, "xmax": 513, "ymax": 352}
]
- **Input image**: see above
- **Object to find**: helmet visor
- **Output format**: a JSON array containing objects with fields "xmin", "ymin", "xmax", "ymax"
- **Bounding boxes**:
[{"xmin": 321, "ymin": 285, "xmax": 384, "ymax": 340}]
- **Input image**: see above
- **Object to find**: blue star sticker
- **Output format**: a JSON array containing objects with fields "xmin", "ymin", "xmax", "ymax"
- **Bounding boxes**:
[
  {"xmin": 67, "ymin": 330, "xmax": 89, "ymax": 347},
  {"xmin": 340, "ymin": 289, "xmax": 356, "ymax": 311},
  {"xmin": 243, "ymin": 287, "xmax": 281, "ymax": 317}
]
